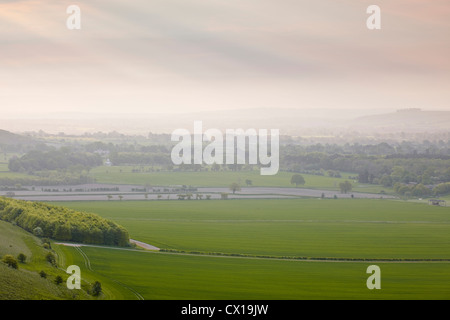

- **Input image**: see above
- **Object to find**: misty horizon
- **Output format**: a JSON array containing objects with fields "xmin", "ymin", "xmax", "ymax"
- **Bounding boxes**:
[{"xmin": 1, "ymin": 107, "xmax": 450, "ymax": 136}]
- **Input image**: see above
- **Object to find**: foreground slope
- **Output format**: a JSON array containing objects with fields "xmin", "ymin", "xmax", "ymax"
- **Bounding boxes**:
[{"xmin": 0, "ymin": 220, "xmax": 93, "ymax": 300}]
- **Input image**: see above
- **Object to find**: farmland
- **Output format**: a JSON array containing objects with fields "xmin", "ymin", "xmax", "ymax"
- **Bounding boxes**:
[
  {"xmin": 57, "ymin": 199, "xmax": 450, "ymax": 260},
  {"xmin": 49, "ymin": 198, "xmax": 450, "ymax": 299},
  {"xmin": 88, "ymin": 166, "xmax": 389, "ymax": 194},
  {"xmin": 56, "ymin": 245, "xmax": 450, "ymax": 300}
]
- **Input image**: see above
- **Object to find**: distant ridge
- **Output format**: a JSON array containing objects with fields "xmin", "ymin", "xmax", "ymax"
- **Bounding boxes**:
[
  {"xmin": 351, "ymin": 110, "xmax": 450, "ymax": 133},
  {"xmin": 0, "ymin": 129, "xmax": 35, "ymax": 145},
  {"xmin": 0, "ymin": 108, "xmax": 448, "ymax": 135}
]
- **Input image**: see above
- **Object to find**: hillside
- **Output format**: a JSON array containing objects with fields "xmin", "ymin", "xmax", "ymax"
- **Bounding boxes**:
[
  {"xmin": 0, "ymin": 220, "xmax": 93, "ymax": 300},
  {"xmin": 0, "ymin": 129, "xmax": 35, "ymax": 146},
  {"xmin": 351, "ymin": 109, "xmax": 450, "ymax": 133}
]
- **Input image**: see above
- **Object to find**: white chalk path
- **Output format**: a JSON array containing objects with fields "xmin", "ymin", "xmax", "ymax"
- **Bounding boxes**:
[
  {"xmin": 129, "ymin": 239, "xmax": 160, "ymax": 251},
  {"xmin": 55, "ymin": 239, "xmax": 160, "ymax": 251}
]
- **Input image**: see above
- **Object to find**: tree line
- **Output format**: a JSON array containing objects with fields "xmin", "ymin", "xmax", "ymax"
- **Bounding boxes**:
[
  {"xmin": 0, "ymin": 197, "xmax": 129, "ymax": 246},
  {"xmin": 8, "ymin": 149, "xmax": 102, "ymax": 173}
]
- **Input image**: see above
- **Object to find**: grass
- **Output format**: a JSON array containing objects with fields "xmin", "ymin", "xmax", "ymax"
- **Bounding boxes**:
[
  {"xmin": 57, "ymin": 199, "xmax": 450, "ymax": 260},
  {"xmin": 89, "ymin": 166, "xmax": 390, "ymax": 194},
  {"xmin": 0, "ymin": 153, "xmax": 39, "ymax": 180},
  {"xmin": 55, "ymin": 245, "xmax": 140, "ymax": 300},
  {"xmin": 58, "ymin": 245, "xmax": 450, "ymax": 300},
  {"xmin": 3, "ymin": 197, "xmax": 450, "ymax": 299},
  {"xmin": 0, "ymin": 220, "xmax": 93, "ymax": 300}
]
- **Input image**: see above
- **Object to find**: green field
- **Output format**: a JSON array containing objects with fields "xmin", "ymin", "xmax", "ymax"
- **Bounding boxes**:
[
  {"xmin": 58, "ymin": 199, "xmax": 450, "ymax": 260},
  {"xmin": 89, "ymin": 166, "xmax": 389, "ymax": 194},
  {"xmin": 4, "ymin": 197, "xmax": 450, "ymax": 299},
  {"xmin": 57, "ymin": 244, "xmax": 450, "ymax": 300},
  {"xmin": 46, "ymin": 198, "xmax": 450, "ymax": 299}
]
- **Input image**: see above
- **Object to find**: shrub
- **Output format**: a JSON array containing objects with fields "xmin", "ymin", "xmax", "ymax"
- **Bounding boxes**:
[
  {"xmin": 39, "ymin": 270, "xmax": 47, "ymax": 278},
  {"xmin": 2, "ymin": 255, "xmax": 18, "ymax": 269},
  {"xmin": 46, "ymin": 252, "xmax": 56, "ymax": 266},
  {"xmin": 33, "ymin": 226, "xmax": 43, "ymax": 237},
  {"xmin": 54, "ymin": 275, "xmax": 63, "ymax": 285}
]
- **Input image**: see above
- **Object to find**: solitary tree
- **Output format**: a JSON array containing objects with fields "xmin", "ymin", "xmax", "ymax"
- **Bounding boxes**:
[
  {"xmin": 17, "ymin": 253, "xmax": 27, "ymax": 263},
  {"xmin": 2, "ymin": 255, "xmax": 18, "ymax": 269},
  {"xmin": 54, "ymin": 275, "xmax": 63, "ymax": 285},
  {"xmin": 92, "ymin": 281, "xmax": 102, "ymax": 296},
  {"xmin": 229, "ymin": 183, "xmax": 241, "ymax": 194},
  {"xmin": 290, "ymin": 174, "xmax": 305, "ymax": 187},
  {"xmin": 339, "ymin": 181, "xmax": 353, "ymax": 194}
]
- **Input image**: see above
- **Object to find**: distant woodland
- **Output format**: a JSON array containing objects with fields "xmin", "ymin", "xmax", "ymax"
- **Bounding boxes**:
[{"xmin": 2, "ymin": 128, "xmax": 450, "ymax": 196}]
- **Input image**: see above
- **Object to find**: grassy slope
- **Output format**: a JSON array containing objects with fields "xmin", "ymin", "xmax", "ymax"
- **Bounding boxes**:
[
  {"xmin": 0, "ymin": 220, "xmax": 93, "ymax": 300},
  {"xmin": 54, "ymin": 244, "xmax": 139, "ymax": 300},
  {"xmin": 58, "ymin": 199, "xmax": 450, "ymax": 259}
]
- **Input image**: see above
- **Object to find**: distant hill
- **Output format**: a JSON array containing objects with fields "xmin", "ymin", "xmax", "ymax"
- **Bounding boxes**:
[
  {"xmin": 0, "ymin": 129, "xmax": 35, "ymax": 146},
  {"xmin": 0, "ymin": 108, "xmax": 448, "ymax": 135},
  {"xmin": 350, "ymin": 109, "xmax": 450, "ymax": 133}
]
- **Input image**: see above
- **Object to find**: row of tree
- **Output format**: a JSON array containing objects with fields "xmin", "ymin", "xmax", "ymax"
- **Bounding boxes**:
[
  {"xmin": 8, "ymin": 149, "xmax": 102, "ymax": 173},
  {"xmin": 393, "ymin": 182, "xmax": 450, "ymax": 197},
  {"xmin": 0, "ymin": 197, "xmax": 129, "ymax": 246}
]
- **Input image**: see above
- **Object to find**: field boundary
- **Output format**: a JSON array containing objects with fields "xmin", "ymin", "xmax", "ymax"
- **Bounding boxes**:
[
  {"xmin": 56, "ymin": 242, "xmax": 450, "ymax": 264},
  {"xmin": 159, "ymin": 248, "xmax": 450, "ymax": 263}
]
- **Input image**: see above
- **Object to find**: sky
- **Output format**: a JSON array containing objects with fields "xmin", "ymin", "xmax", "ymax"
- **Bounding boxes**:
[{"xmin": 0, "ymin": 0, "xmax": 449, "ymax": 117}]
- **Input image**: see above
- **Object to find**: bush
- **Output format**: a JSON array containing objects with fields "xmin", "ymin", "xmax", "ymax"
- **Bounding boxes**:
[
  {"xmin": 54, "ymin": 275, "xmax": 63, "ymax": 285},
  {"xmin": 46, "ymin": 252, "xmax": 56, "ymax": 266},
  {"xmin": 39, "ymin": 270, "xmax": 47, "ymax": 278},
  {"xmin": 33, "ymin": 226, "xmax": 43, "ymax": 237},
  {"xmin": 2, "ymin": 255, "xmax": 18, "ymax": 269}
]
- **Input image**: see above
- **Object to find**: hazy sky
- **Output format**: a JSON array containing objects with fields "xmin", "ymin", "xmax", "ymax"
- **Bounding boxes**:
[{"xmin": 1, "ymin": 0, "xmax": 449, "ymax": 116}]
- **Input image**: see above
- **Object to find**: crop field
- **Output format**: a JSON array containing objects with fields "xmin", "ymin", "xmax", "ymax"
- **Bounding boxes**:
[
  {"xmin": 57, "ymin": 244, "xmax": 450, "ymax": 300},
  {"xmin": 52, "ymin": 198, "xmax": 450, "ymax": 299},
  {"xmin": 58, "ymin": 199, "xmax": 450, "ymax": 260},
  {"xmin": 88, "ymin": 166, "xmax": 389, "ymax": 194}
]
